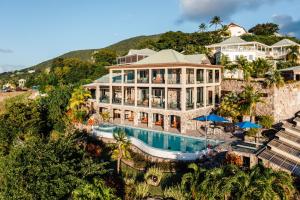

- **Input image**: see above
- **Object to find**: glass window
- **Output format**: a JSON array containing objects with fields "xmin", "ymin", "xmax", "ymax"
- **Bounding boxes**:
[
  {"xmin": 196, "ymin": 69, "xmax": 204, "ymax": 83},
  {"xmin": 215, "ymin": 70, "xmax": 220, "ymax": 83}
]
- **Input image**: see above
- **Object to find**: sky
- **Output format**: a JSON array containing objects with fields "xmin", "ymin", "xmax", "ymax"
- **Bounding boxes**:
[{"xmin": 0, "ymin": 0, "xmax": 300, "ymax": 73}]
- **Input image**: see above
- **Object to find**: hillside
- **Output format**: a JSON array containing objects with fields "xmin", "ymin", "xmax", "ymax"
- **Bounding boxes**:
[{"xmin": 27, "ymin": 34, "xmax": 161, "ymax": 72}]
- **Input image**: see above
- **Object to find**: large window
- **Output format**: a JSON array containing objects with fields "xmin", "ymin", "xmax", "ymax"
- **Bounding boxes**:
[
  {"xmin": 186, "ymin": 88, "xmax": 194, "ymax": 110},
  {"xmin": 112, "ymin": 70, "xmax": 122, "ymax": 83},
  {"xmin": 196, "ymin": 87, "xmax": 204, "ymax": 108},
  {"xmin": 124, "ymin": 70, "xmax": 135, "ymax": 83},
  {"xmin": 215, "ymin": 70, "xmax": 220, "ymax": 83},
  {"xmin": 207, "ymin": 70, "xmax": 213, "ymax": 83},
  {"xmin": 168, "ymin": 69, "xmax": 181, "ymax": 84},
  {"xmin": 137, "ymin": 69, "xmax": 149, "ymax": 83},
  {"xmin": 152, "ymin": 69, "xmax": 165, "ymax": 84},
  {"xmin": 196, "ymin": 69, "xmax": 204, "ymax": 83},
  {"xmin": 186, "ymin": 68, "xmax": 195, "ymax": 84}
]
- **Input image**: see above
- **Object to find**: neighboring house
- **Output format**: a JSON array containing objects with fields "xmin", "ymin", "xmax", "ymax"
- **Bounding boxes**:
[
  {"xmin": 28, "ymin": 70, "xmax": 35, "ymax": 74},
  {"xmin": 2, "ymin": 83, "xmax": 15, "ymax": 91},
  {"xmin": 279, "ymin": 66, "xmax": 300, "ymax": 81},
  {"xmin": 227, "ymin": 23, "xmax": 247, "ymax": 37},
  {"xmin": 18, "ymin": 79, "xmax": 26, "ymax": 88},
  {"xmin": 206, "ymin": 37, "xmax": 300, "ymax": 79},
  {"xmin": 116, "ymin": 48, "xmax": 157, "ymax": 65},
  {"xmin": 84, "ymin": 49, "xmax": 222, "ymax": 134}
]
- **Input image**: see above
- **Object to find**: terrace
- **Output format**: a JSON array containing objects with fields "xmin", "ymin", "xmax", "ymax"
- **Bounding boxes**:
[
  {"xmin": 99, "ymin": 86, "xmax": 110, "ymax": 103},
  {"xmin": 152, "ymin": 69, "xmax": 165, "ymax": 84},
  {"xmin": 137, "ymin": 69, "xmax": 149, "ymax": 84},
  {"xmin": 151, "ymin": 88, "xmax": 165, "ymax": 109},
  {"xmin": 112, "ymin": 86, "xmax": 122, "ymax": 104},
  {"xmin": 167, "ymin": 89, "xmax": 181, "ymax": 110},
  {"xmin": 124, "ymin": 87, "xmax": 135, "ymax": 106},
  {"xmin": 167, "ymin": 69, "xmax": 181, "ymax": 84},
  {"xmin": 137, "ymin": 87, "xmax": 149, "ymax": 107}
]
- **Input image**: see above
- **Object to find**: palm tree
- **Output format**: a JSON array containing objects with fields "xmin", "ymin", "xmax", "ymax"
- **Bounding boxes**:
[
  {"xmin": 181, "ymin": 163, "xmax": 206, "ymax": 199},
  {"xmin": 239, "ymin": 85, "xmax": 264, "ymax": 121},
  {"xmin": 209, "ymin": 16, "xmax": 222, "ymax": 30},
  {"xmin": 252, "ymin": 58, "xmax": 273, "ymax": 78},
  {"xmin": 198, "ymin": 23, "xmax": 207, "ymax": 32},
  {"xmin": 219, "ymin": 25, "xmax": 231, "ymax": 37},
  {"xmin": 286, "ymin": 45, "xmax": 299, "ymax": 64},
  {"xmin": 265, "ymin": 69, "xmax": 285, "ymax": 88},
  {"xmin": 68, "ymin": 86, "xmax": 92, "ymax": 122},
  {"xmin": 236, "ymin": 56, "xmax": 252, "ymax": 81},
  {"xmin": 111, "ymin": 129, "xmax": 131, "ymax": 174},
  {"xmin": 218, "ymin": 92, "xmax": 240, "ymax": 122},
  {"xmin": 100, "ymin": 111, "xmax": 111, "ymax": 123}
]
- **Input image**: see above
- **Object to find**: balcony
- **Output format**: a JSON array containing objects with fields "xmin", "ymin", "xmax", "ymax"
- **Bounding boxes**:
[
  {"xmin": 167, "ymin": 89, "xmax": 181, "ymax": 110},
  {"xmin": 186, "ymin": 68, "xmax": 195, "ymax": 84},
  {"xmin": 124, "ymin": 70, "xmax": 135, "ymax": 83},
  {"xmin": 207, "ymin": 70, "xmax": 213, "ymax": 83},
  {"xmin": 112, "ymin": 86, "xmax": 122, "ymax": 105},
  {"xmin": 152, "ymin": 69, "xmax": 165, "ymax": 84},
  {"xmin": 137, "ymin": 88, "xmax": 149, "ymax": 107},
  {"xmin": 124, "ymin": 87, "xmax": 135, "ymax": 106},
  {"xmin": 196, "ymin": 87, "xmax": 204, "ymax": 108},
  {"xmin": 137, "ymin": 69, "xmax": 149, "ymax": 84},
  {"xmin": 152, "ymin": 88, "xmax": 165, "ymax": 109},
  {"xmin": 100, "ymin": 96, "xmax": 110, "ymax": 103},
  {"xmin": 196, "ymin": 69, "xmax": 204, "ymax": 84},
  {"xmin": 168, "ymin": 69, "xmax": 181, "ymax": 84},
  {"xmin": 186, "ymin": 88, "xmax": 194, "ymax": 110},
  {"xmin": 112, "ymin": 70, "xmax": 122, "ymax": 83}
]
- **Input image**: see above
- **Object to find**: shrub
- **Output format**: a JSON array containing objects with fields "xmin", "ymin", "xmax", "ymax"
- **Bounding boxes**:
[
  {"xmin": 246, "ymin": 128, "xmax": 259, "ymax": 137},
  {"xmin": 134, "ymin": 182, "xmax": 149, "ymax": 199},
  {"xmin": 164, "ymin": 185, "xmax": 187, "ymax": 200},
  {"xmin": 258, "ymin": 115, "xmax": 274, "ymax": 129},
  {"xmin": 225, "ymin": 152, "xmax": 243, "ymax": 167},
  {"xmin": 144, "ymin": 167, "xmax": 164, "ymax": 186}
]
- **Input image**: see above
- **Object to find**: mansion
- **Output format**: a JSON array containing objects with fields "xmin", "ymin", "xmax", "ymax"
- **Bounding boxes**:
[{"xmin": 85, "ymin": 49, "xmax": 222, "ymax": 134}]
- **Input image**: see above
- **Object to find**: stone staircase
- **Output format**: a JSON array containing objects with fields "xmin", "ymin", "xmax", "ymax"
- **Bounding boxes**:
[{"xmin": 258, "ymin": 117, "xmax": 300, "ymax": 176}]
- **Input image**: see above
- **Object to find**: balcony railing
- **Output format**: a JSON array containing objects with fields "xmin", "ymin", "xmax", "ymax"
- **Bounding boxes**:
[
  {"xmin": 168, "ymin": 102, "xmax": 181, "ymax": 110},
  {"xmin": 168, "ymin": 78, "xmax": 180, "ymax": 84},
  {"xmin": 151, "ymin": 101, "xmax": 165, "ymax": 109},
  {"xmin": 112, "ymin": 97, "xmax": 122, "ymax": 104},
  {"xmin": 99, "ymin": 96, "xmax": 110, "ymax": 103},
  {"xmin": 137, "ymin": 99, "xmax": 149, "ymax": 107},
  {"xmin": 186, "ymin": 102, "xmax": 194, "ymax": 110},
  {"xmin": 124, "ymin": 98, "xmax": 135, "ymax": 106},
  {"xmin": 137, "ymin": 78, "xmax": 149, "ymax": 84}
]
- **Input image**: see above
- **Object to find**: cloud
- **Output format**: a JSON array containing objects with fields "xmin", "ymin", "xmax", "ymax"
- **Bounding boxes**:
[
  {"xmin": 272, "ymin": 15, "xmax": 300, "ymax": 37},
  {"xmin": 0, "ymin": 48, "xmax": 13, "ymax": 53},
  {"xmin": 178, "ymin": 0, "xmax": 282, "ymax": 22}
]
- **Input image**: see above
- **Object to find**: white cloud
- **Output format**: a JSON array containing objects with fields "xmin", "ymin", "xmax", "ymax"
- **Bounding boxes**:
[{"xmin": 179, "ymin": 0, "xmax": 282, "ymax": 22}]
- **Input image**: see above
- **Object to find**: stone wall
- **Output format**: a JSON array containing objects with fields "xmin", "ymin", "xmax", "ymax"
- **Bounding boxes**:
[{"xmin": 221, "ymin": 79, "xmax": 300, "ymax": 122}]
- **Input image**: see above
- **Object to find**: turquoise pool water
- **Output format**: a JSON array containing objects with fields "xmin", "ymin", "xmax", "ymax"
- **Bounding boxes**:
[{"xmin": 95, "ymin": 124, "xmax": 221, "ymax": 153}]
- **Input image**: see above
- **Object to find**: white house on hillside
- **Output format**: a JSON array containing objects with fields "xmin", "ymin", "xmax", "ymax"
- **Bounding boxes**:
[
  {"xmin": 227, "ymin": 23, "xmax": 247, "ymax": 37},
  {"xmin": 206, "ymin": 36, "xmax": 300, "ymax": 79}
]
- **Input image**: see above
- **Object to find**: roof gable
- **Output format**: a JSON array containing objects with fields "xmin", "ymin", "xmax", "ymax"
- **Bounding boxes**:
[{"xmin": 271, "ymin": 39, "xmax": 299, "ymax": 47}]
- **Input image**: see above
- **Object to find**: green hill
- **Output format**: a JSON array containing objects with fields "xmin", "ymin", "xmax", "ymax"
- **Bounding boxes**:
[{"xmin": 27, "ymin": 34, "xmax": 161, "ymax": 72}]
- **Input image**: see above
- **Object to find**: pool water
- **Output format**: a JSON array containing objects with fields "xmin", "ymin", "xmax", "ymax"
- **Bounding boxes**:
[{"xmin": 96, "ymin": 124, "xmax": 221, "ymax": 153}]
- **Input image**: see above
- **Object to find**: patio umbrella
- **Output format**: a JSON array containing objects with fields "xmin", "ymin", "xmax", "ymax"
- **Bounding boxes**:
[
  {"xmin": 193, "ymin": 114, "xmax": 229, "ymax": 149},
  {"xmin": 235, "ymin": 121, "xmax": 261, "ymax": 129}
]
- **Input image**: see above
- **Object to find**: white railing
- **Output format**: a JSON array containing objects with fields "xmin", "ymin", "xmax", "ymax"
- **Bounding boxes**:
[{"xmin": 93, "ymin": 129, "xmax": 208, "ymax": 161}]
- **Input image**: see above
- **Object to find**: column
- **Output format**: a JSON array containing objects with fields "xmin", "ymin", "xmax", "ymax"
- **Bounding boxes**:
[
  {"xmin": 134, "ymin": 87, "xmax": 138, "ymax": 107},
  {"xmin": 120, "ymin": 110, "xmax": 125, "ymax": 124},
  {"xmin": 121, "ymin": 86, "xmax": 124, "ymax": 106},
  {"xmin": 181, "ymin": 67, "xmax": 187, "ymax": 111},
  {"xmin": 134, "ymin": 111, "xmax": 138, "ymax": 126},
  {"xmin": 193, "ymin": 87, "xmax": 197, "ymax": 109},
  {"xmin": 95, "ymin": 85, "xmax": 100, "ymax": 104},
  {"xmin": 148, "ymin": 112, "xmax": 153, "ymax": 128},
  {"xmin": 149, "ymin": 87, "xmax": 152, "ymax": 109},
  {"xmin": 164, "ymin": 115, "xmax": 169, "ymax": 131},
  {"xmin": 165, "ymin": 68, "xmax": 168, "ymax": 84}
]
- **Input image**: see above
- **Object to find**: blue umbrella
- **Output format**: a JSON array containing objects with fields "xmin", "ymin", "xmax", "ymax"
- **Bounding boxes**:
[
  {"xmin": 235, "ymin": 121, "xmax": 261, "ymax": 129},
  {"xmin": 193, "ymin": 114, "xmax": 229, "ymax": 122},
  {"xmin": 193, "ymin": 114, "xmax": 228, "ymax": 149}
]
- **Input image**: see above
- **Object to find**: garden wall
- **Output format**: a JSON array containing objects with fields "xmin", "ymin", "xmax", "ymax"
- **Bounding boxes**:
[{"xmin": 221, "ymin": 79, "xmax": 300, "ymax": 122}]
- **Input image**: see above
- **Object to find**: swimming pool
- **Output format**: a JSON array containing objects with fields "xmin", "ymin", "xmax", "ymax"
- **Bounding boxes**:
[{"xmin": 94, "ymin": 124, "xmax": 221, "ymax": 153}]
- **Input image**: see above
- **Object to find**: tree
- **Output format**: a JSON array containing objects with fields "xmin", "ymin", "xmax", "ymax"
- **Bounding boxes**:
[
  {"xmin": 93, "ymin": 49, "xmax": 117, "ymax": 65},
  {"xmin": 0, "ymin": 100, "xmax": 44, "ymax": 155},
  {"xmin": 0, "ymin": 135, "xmax": 113, "ymax": 200},
  {"xmin": 249, "ymin": 23, "xmax": 279, "ymax": 35},
  {"xmin": 286, "ymin": 45, "xmax": 300, "ymax": 64},
  {"xmin": 180, "ymin": 164, "xmax": 295, "ymax": 200},
  {"xmin": 209, "ymin": 16, "xmax": 222, "ymax": 30},
  {"xmin": 198, "ymin": 23, "xmax": 207, "ymax": 32},
  {"xmin": 218, "ymin": 92, "xmax": 240, "ymax": 122},
  {"xmin": 72, "ymin": 178, "xmax": 120, "ymax": 200},
  {"xmin": 265, "ymin": 69, "xmax": 285, "ymax": 88},
  {"xmin": 236, "ymin": 56, "xmax": 252, "ymax": 81},
  {"xmin": 252, "ymin": 58, "xmax": 273, "ymax": 78},
  {"xmin": 112, "ymin": 129, "xmax": 131, "ymax": 174},
  {"xmin": 68, "ymin": 86, "xmax": 92, "ymax": 122},
  {"xmin": 239, "ymin": 85, "xmax": 264, "ymax": 120}
]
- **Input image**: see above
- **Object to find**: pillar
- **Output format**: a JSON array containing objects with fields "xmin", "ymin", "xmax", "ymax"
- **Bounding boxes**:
[
  {"xmin": 164, "ymin": 115, "xmax": 169, "ymax": 131},
  {"xmin": 148, "ymin": 112, "xmax": 153, "ymax": 128}
]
